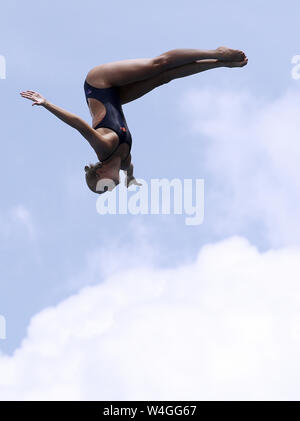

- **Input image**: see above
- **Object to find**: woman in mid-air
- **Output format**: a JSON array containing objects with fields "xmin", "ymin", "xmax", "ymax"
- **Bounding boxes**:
[{"xmin": 21, "ymin": 47, "xmax": 248, "ymax": 193}]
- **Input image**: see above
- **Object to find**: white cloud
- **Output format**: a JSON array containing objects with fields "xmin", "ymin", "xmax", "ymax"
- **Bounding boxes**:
[
  {"xmin": 61, "ymin": 220, "xmax": 160, "ymax": 292},
  {"xmin": 1, "ymin": 236, "xmax": 300, "ymax": 400},
  {"xmin": 180, "ymin": 87, "xmax": 300, "ymax": 247},
  {"xmin": 0, "ymin": 205, "xmax": 37, "ymax": 241},
  {"xmin": 11, "ymin": 205, "xmax": 36, "ymax": 241}
]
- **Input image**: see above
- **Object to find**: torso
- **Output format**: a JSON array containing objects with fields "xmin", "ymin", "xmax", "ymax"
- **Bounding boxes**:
[{"xmin": 87, "ymin": 97, "xmax": 130, "ymax": 162}]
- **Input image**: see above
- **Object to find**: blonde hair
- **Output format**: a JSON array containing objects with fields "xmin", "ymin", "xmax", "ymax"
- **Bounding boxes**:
[
  {"xmin": 84, "ymin": 162, "xmax": 120, "ymax": 194},
  {"xmin": 84, "ymin": 162, "xmax": 102, "ymax": 193}
]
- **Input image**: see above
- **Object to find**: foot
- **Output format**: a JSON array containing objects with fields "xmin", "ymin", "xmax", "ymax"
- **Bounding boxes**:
[
  {"xmin": 216, "ymin": 46, "xmax": 246, "ymax": 62},
  {"xmin": 220, "ymin": 58, "xmax": 248, "ymax": 68}
]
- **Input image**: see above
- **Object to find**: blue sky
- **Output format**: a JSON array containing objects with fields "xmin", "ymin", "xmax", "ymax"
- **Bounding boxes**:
[{"xmin": 1, "ymin": 0, "xmax": 300, "ymax": 399}]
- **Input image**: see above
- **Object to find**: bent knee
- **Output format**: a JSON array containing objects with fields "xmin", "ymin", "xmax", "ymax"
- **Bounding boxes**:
[{"xmin": 152, "ymin": 54, "xmax": 169, "ymax": 71}]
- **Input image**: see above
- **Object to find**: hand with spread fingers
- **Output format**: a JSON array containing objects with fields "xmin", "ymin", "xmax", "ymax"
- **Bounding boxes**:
[
  {"xmin": 126, "ymin": 176, "xmax": 142, "ymax": 188},
  {"xmin": 20, "ymin": 90, "xmax": 47, "ymax": 106}
]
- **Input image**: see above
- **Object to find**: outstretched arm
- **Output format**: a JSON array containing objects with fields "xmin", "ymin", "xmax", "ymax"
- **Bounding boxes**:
[{"xmin": 20, "ymin": 90, "xmax": 103, "ymax": 152}]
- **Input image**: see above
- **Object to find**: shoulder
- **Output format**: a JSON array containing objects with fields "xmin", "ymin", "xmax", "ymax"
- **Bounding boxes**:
[{"xmin": 77, "ymin": 122, "xmax": 108, "ymax": 154}]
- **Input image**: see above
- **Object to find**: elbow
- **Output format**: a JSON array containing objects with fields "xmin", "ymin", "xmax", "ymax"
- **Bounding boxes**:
[{"xmin": 73, "ymin": 117, "xmax": 85, "ymax": 130}]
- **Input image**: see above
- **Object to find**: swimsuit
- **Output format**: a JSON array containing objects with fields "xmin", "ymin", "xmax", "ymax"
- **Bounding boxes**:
[{"xmin": 84, "ymin": 80, "xmax": 132, "ymax": 162}]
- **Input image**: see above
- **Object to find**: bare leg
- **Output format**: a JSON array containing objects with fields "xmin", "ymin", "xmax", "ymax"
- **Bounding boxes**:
[
  {"xmin": 163, "ymin": 57, "xmax": 247, "ymax": 80},
  {"xmin": 119, "ymin": 58, "xmax": 248, "ymax": 104},
  {"xmin": 86, "ymin": 47, "xmax": 246, "ymax": 88},
  {"xmin": 158, "ymin": 47, "xmax": 245, "ymax": 69}
]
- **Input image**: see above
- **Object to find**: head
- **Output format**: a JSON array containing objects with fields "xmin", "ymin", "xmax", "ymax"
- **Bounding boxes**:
[{"xmin": 84, "ymin": 160, "xmax": 120, "ymax": 194}]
